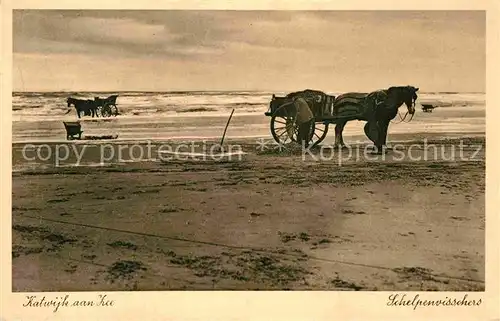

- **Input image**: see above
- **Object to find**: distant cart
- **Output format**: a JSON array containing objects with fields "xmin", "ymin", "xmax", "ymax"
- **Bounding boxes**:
[
  {"xmin": 421, "ymin": 104, "xmax": 436, "ymax": 113},
  {"xmin": 94, "ymin": 95, "xmax": 120, "ymax": 117},
  {"xmin": 62, "ymin": 121, "xmax": 118, "ymax": 140},
  {"xmin": 66, "ymin": 94, "xmax": 119, "ymax": 118},
  {"xmin": 63, "ymin": 121, "xmax": 83, "ymax": 140}
]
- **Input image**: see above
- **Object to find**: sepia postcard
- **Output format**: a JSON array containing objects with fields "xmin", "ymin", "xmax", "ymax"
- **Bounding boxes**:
[{"xmin": 1, "ymin": 0, "xmax": 499, "ymax": 320}]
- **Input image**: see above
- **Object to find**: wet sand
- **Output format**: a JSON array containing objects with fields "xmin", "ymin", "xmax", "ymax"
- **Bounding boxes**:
[{"xmin": 11, "ymin": 135, "xmax": 485, "ymax": 291}]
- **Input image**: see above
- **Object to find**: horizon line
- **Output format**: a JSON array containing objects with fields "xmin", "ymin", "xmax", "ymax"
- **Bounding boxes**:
[{"xmin": 12, "ymin": 90, "xmax": 487, "ymax": 94}]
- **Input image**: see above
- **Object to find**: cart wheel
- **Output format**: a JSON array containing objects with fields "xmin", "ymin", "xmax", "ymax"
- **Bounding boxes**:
[
  {"xmin": 310, "ymin": 122, "xmax": 329, "ymax": 147},
  {"xmin": 109, "ymin": 104, "xmax": 119, "ymax": 116},
  {"xmin": 270, "ymin": 103, "xmax": 296, "ymax": 145},
  {"xmin": 270, "ymin": 103, "xmax": 316, "ymax": 146},
  {"xmin": 101, "ymin": 104, "xmax": 112, "ymax": 117}
]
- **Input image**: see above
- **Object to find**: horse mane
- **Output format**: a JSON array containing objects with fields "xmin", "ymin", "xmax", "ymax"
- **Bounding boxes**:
[
  {"xmin": 387, "ymin": 85, "xmax": 418, "ymax": 93},
  {"xmin": 384, "ymin": 86, "xmax": 417, "ymax": 102},
  {"xmin": 387, "ymin": 86, "xmax": 405, "ymax": 94}
]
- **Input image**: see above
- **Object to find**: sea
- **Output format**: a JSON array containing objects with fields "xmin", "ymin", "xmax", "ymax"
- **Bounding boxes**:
[{"xmin": 11, "ymin": 91, "xmax": 486, "ymax": 144}]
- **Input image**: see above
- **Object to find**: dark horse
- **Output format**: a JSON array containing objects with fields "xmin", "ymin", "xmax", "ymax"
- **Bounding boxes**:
[
  {"xmin": 66, "ymin": 97, "xmax": 99, "ymax": 118},
  {"xmin": 332, "ymin": 86, "xmax": 418, "ymax": 153}
]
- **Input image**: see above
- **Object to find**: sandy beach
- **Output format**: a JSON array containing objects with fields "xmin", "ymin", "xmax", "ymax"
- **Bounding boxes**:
[
  {"xmin": 12, "ymin": 134, "xmax": 485, "ymax": 291},
  {"xmin": 11, "ymin": 86, "xmax": 487, "ymax": 292}
]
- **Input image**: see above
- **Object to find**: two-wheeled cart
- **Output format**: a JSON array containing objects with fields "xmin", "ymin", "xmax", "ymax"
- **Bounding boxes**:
[{"xmin": 264, "ymin": 89, "xmax": 359, "ymax": 147}]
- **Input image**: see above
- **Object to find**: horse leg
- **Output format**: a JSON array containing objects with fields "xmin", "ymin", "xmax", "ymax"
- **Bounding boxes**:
[
  {"xmin": 364, "ymin": 121, "xmax": 384, "ymax": 153},
  {"xmin": 364, "ymin": 121, "xmax": 378, "ymax": 144},
  {"xmin": 379, "ymin": 119, "xmax": 391, "ymax": 150},
  {"xmin": 334, "ymin": 121, "xmax": 347, "ymax": 148},
  {"xmin": 375, "ymin": 120, "xmax": 390, "ymax": 153}
]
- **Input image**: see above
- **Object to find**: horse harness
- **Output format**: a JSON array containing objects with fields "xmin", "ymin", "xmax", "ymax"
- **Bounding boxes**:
[{"xmin": 366, "ymin": 89, "xmax": 414, "ymax": 124}]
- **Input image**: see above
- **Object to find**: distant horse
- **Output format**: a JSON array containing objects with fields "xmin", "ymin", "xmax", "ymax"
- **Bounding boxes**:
[
  {"xmin": 94, "ymin": 95, "xmax": 119, "ymax": 117},
  {"xmin": 332, "ymin": 86, "xmax": 418, "ymax": 153},
  {"xmin": 66, "ymin": 97, "xmax": 99, "ymax": 118}
]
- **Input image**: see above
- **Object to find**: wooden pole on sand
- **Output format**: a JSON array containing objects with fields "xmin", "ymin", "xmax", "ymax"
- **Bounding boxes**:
[{"xmin": 218, "ymin": 108, "xmax": 235, "ymax": 151}]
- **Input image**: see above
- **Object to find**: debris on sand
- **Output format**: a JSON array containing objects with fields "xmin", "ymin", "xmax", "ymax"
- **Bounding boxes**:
[
  {"xmin": 12, "ymin": 224, "xmax": 77, "ymax": 253},
  {"xmin": 165, "ymin": 250, "xmax": 311, "ymax": 287},
  {"xmin": 12, "ymin": 245, "xmax": 43, "ymax": 258},
  {"xmin": 82, "ymin": 135, "xmax": 118, "ymax": 140},
  {"xmin": 160, "ymin": 206, "xmax": 180, "ymax": 213},
  {"xmin": 278, "ymin": 232, "xmax": 297, "ymax": 243},
  {"xmin": 278, "ymin": 231, "xmax": 335, "ymax": 245},
  {"xmin": 107, "ymin": 241, "xmax": 138, "ymax": 251},
  {"xmin": 329, "ymin": 276, "xmax": 364, "ymax": 291},
  {"xmin": 298, "ymin": 232, "xmax": 310, "ymax": 242},
  {"xmin": 47, "ymin": 198, "xmax": 69, "ymax": 203},
  {"xmin": 393, "ymin": 266, "xmax": 434, "ymax": 280},
  {"xmin": 106, "ymin": 260, "xmax": 147, "ymax": 281},
  {"xmin": 392, "ymin": 266, "xmax": 450, "ymax": 287},
  {"xmin": 177, "ymin": 107, "xmax": 216, "ymax": 113},
  {"xmin": 236, "ymin": 253, "xmax": 310, "ymax": 286}
]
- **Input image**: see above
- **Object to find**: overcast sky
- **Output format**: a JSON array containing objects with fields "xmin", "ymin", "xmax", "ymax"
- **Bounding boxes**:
[{"xmin": 13, "ymin": 10, "xmax": 485, "ymax": 92}]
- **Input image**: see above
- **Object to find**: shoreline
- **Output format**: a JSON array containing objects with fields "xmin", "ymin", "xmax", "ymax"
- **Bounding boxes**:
[{"xmin": 11, "ymin": 131, "xmax": 486, "ymax": 146}]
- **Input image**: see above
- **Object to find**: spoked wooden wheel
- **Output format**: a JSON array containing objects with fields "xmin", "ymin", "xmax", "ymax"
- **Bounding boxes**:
[
  {"xmin": 101, "ymin": 104, "xmax": 114, "ymax": 117},
  {"xmin": 270, "ymin": 104, "xmax": 297, "ymax": 145},
  {"xmin": 310, "ymin": 122, "xmax": 329, "ymax": 147},
  {"xmin": 270, "ymin": 103, "xmax": 315, "ymax": 146},
  {"xmin": 109, "ymin": 104, "xmax": 119, "ymax": 116}
]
